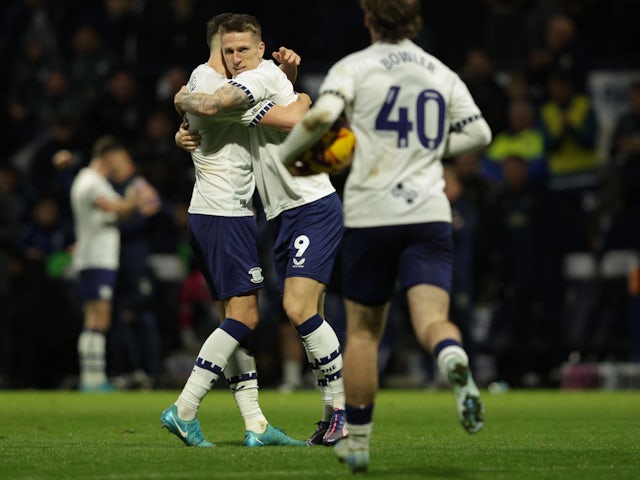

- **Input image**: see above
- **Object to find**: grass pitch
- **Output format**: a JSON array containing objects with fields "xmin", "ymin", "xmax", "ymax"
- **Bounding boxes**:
[{"xmin": 1, "ymin": 389, "xmax": 638, "ymax": 479}]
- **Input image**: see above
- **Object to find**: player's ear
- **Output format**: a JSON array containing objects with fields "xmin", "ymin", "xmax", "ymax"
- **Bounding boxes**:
[{"xmin": 258, "ymin": 41, "xmax": 265, "ymax": 58}]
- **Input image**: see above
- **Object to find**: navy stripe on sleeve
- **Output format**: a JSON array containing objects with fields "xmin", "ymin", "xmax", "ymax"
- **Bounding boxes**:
[{"xmin": 450, "ymin": 113, "xmax": 484, "ymax": 132}]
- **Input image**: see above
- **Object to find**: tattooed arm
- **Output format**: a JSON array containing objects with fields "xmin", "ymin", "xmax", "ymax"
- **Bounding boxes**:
[{"xmin": 174, "ymin": 83, "xmax": 250, "ymax": 117}]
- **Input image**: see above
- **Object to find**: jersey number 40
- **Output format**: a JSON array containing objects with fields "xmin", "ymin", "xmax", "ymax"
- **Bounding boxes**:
[{"xmin": 375, "ymin": 86, "xmax": 445, "ymax": 150}]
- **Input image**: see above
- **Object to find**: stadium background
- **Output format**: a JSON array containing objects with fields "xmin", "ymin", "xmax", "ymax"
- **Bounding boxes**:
[{"xmin": 1, "ymin": 0, "xmax": 639, "ymax": 391}]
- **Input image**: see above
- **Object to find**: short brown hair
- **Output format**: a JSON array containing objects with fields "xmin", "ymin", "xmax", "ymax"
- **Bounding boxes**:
[
  {"xmin": 219, "ymin": 13, "xmax": 262, "ymax": 40},
  {"xmin": 92, "ymin": 135, "xmax": 123, "ymax": 159},
  {"xmin": 360, "ymin": 0, "xmax": 422, "ymax": 42},
  {"xmin": 206, "ymin": 13, "xmax": 233, "ymax": 49}
]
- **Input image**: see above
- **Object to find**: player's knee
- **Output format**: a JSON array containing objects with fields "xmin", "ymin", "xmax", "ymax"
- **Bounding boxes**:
[{"xmin": 282, "ymin": 295, "xmax": 315, "ymax": 326}]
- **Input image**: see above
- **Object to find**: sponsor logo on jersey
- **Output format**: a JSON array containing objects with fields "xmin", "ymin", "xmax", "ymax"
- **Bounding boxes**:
[
  {"xmin": 293, "ymin": 258, "xmax": 306, "ymax": 267},
  {"xmin": 392, "ymin": 182, "xmax": 418, "ymax": 204}
]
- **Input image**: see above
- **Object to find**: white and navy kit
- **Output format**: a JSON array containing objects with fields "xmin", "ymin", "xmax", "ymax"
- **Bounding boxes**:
[
  {"xmin": 70, "ymin": 167, "xmax": 121, "ymax": 301},
  {"xmin": 185, "ymin": 64, "xmax": 272, "ymax": 300},
  {"xmin": 233, "ymin": 60, "xmax": 343, "ymax": 289},
  {"xmin": 318, "ymin": 39, "xmax": 484, "ymax": 303}
]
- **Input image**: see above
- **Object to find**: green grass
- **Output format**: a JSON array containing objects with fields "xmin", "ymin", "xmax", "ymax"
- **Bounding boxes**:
[{"xmin": 1, "ymin": 389, "xmax": 639, "ymax": 479}]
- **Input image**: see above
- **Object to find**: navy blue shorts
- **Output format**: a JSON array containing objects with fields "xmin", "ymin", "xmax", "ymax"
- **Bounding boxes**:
[
  {"xmin": 78, "ymin": 268, "xmax": 117, "ymax": 302},
  {"xmin": 341, "ymin": 222, "xmax": 453, "ymax": 306},
  {"xmin": 271, "ymin": 193, "xmax": 343, "ymax": 293},
  {"xmin": 189, "ymin": 214, "xmax": 263, "ymax": 301}
]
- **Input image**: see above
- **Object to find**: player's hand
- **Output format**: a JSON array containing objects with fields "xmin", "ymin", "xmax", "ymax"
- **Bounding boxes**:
[
  {"xmin": 133, "ymin": 177, "xmax": 161, "ymax": 217},
  {"xmin": 174, "ymin": 85, "xmax": 190, "ymax": 115},
  {"xmin": 273, "ymin": 46, "xmax": 301, "ymax": 67},
  {"xmin": 52, "ymin": 149, "xmax": 74, "ymax": 170},
  {"xmin": 274, "ymin": 46, "xmax": 301, "ymax": 84},
  {"xmin": 175, "ymin": 120, "xmax": 201, "ymax": 152}
]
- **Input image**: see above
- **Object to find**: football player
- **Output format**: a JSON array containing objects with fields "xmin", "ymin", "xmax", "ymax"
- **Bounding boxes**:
[
  {"xmin": 280, "ymin": 0, "xmax": 492, "ymax": 472},
  {"xmin": 174, "ymin": 13, "xmax": 348, "ymax": 447}
]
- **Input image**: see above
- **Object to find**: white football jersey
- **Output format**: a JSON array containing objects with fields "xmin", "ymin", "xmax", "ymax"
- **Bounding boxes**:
[
  {"xmin": 319, "ymin": 39, "xmax": 484, "ymax": 228},
  {"xmin": 187, "ymin": 63, "xmax": 274, "ymax": 217},
  {"xmin": 234, "ymin": 60, "xmax": 335, "ymax": 220},
  {"xmin": 70, "ymin": 167, "xmax": 121, "ymax": 270}
]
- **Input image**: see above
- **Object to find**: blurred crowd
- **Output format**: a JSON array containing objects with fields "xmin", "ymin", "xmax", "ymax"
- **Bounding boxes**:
[{"xmin": 1, "ymin": 0, "xmax": 639, "ymax": 390}]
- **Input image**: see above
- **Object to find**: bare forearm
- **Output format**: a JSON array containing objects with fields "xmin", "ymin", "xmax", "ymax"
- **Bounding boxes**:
[
  {"xmin": 177, "ymin": 84, "xmax": 250, "ymax": 116},
  {"xmin": 280, "ymin": 93, "xmax": 345, "ymax": 166}
]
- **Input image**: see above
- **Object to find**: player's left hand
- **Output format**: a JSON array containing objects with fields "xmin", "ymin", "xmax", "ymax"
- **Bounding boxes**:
[
  {"xmin": 274, "ymin": 47, "xmax": 301, "ymax": 84},
  {"xmin": 52, "ymin": 149, "xmax": 74, "ymax": 170},
  {"xmin": 273, "ymin": 47, "xmax": 301, "ymax": 67},
  {"xmin": 175, "ymin": 120, "xmax": 201, "ymax": 152}
]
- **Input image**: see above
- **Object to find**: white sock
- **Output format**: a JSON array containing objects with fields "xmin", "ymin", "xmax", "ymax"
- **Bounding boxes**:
[
  {"xmin": 78, "ymin": 330, "xmax": 107, "ymax": 386},
  {"xmin": 225, "ymin": 347, "xmax": 268, "ymax": 433},
  {"xmin": 299, "ymin": 316, "xmax": 346, "ymax": 411},
  {"xmin": 176, "ymin": 327, "xmax": 239, "ymax": 419},
  {"xmin": 347, "ymin": 422, "xmax": 373, "ymax": 450},
  {"xmin": 436, "ymin": 345, "xmax": 469, "ymax": 379},
  {"xmin": 303, "ymin": 342, "xmax": 334, "ymax": 421}
]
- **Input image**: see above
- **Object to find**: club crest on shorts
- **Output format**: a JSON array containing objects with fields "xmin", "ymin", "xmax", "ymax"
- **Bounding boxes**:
[
  {"xmin": 98, "ymin": 285, "xmax": 113, "ymax": 300},
  {"xmin": 248, "ymin": 267, "xmax": 264, "ymax": 284}
]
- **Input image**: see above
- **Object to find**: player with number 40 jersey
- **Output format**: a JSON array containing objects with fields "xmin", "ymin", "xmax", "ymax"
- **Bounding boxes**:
[
  {"xmin": 279, "ymin": 0, "xmax": 492, "ymax": 472},
  {"xmin": 320, "ymin": 39, "xmax": 485, "ymax": 228}
]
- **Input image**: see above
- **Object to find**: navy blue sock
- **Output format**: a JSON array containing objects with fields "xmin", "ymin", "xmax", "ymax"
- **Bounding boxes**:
[
  {"xmin": 434, "ymin": 338, "xmax": 462, "ymax": 358},
  {"xmin": 295, "ymin": 313, "xmax": 323, "ymax": 337},
  {"xmin": 219, "ymin": 318, "xmax": 253, "ymax": 343},
  {"xmin": 346, "ymin": 403, "xmax": 374, "ymax": 425}
]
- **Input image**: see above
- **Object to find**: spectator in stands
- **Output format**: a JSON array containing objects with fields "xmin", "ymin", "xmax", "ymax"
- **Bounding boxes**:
[
  {"xmin": 6, "ymin": 30, "xmax": 61, "ymax": 144},
  {"xmin": 37, "ymin": 68, "xmax": 80, "ymax": 132},
  {"xmin": 93, "ymin": 0, "xmax": 140, "ymax": 66},
  {"xmin": 26, "ymin": 114, "xmax": 87, "ymax": 217},
  {"xmin": 67, "ymin": 23, "xmax": 118, "ymax": 105},
  {"xmin": 490, "ymin": 154, "xmax": 548, "ymax": 387},
  {"xmin": 133, "ymin": 108, "xmax": 192, "ymax": 201},
  {"xmin": 538, "ymin": 69, "xmax": 599, "ymax": 348},
  {"xmin": 483, "ymin": 99, "xmax": 548, "ymax": 185},
  {"xmin": 461, "ymin": 48, "xmax": 509, "ymax": 135},
  {"xmin": 453, "ymin": 151, "xmax": 497, "ymax": 305},
  {"xmin": 443, "ymin": 163, "xmax": 479, "ymax": 363},
  {"xmin": 137, "ymin": 0, "xmax": 208, "ymax": 71},
  {"xmin": 539, "ymin": 69, "xmax": 599, "ymax": 249},
  {"xmin": 0, "ymin": 163, "xmax": 22, "ymax": 387},
  {"xmin": 80, "ymin": 68, "xmax": 150, "ymax": 148},
  {"xmin": 600, "ymin": 80, "xmax": 640, "ymax": 252},
  {"xmin": 529, "ymin": 14, "xmax": 589, "ymax": 95},
  {"xmin": 609, "ymin": 80, "xmax": 640, "ymax": 213},
  {"xmin": 20, "ymin": 195, "xmax": 74, "ymax": 268}
]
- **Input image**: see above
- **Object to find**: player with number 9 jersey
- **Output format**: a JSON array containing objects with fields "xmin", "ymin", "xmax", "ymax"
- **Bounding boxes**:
[{"xmin": 319, "ymin": 39, "xmax": 485, "ymax": 229}]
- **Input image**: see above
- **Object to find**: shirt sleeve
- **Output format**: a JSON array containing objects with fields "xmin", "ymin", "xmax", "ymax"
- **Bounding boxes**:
[
  {"xmin": 241, "ymin": 99, "xmax": 276, "ymax": 127},
  {"xmin": 448, "ymin": 74, "xmax": 484, "ymax": 131},
  {"xmin": 318, "ymin": 58, "xmax": 355, "ymax": 106}
]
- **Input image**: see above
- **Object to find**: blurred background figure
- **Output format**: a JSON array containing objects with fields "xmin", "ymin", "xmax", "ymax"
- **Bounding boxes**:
[
  {"xmin": 483, "ymin": 99, "xmax": 548, "ymax": 185},
  {"xmin": 107, "ymin": 142, "xmax": 163, "ymax": 389}
]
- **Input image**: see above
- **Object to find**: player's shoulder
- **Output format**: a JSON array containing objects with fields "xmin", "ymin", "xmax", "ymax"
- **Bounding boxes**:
[
  {"xmin": 73, "ymin": 168, "xmax": 103, "ymax": 195},
  {"xmin": 239, "ymin": 59, "xmax": 285, "ymax": 82},
  {"xmin": 188, "ymin": 64, "xmax": 225, "ymax": 92}
]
